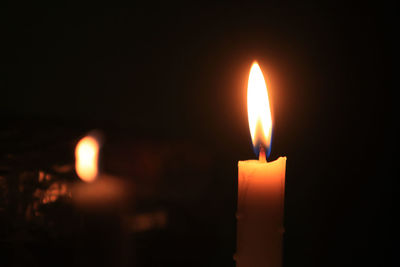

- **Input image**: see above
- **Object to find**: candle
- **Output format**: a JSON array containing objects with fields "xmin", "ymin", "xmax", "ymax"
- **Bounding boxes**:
[
  {"xmin": 236, "ymin": 62, "xmax": 287, "ymax": 267},
  {"xmin": 73, "ymin": 134, "xmax": 130, "ymax": 210}
]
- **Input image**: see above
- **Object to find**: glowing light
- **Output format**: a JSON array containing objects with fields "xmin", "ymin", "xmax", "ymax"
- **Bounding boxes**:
[
  {"xmin": 247, "ymin": 62, "xmax": 273, "ymax": 157},
  {"xmin": 75, "ymin": 136, "xmax": 99, "ymax": 182}
]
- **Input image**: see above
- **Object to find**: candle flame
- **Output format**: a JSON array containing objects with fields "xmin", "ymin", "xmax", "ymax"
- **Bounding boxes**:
[
  {"xmin": 75, "ymin": 136, "xmax": 100, "ymax": 182},
  {"xmin": 247, "ymin": 62, "xmax": 272, "ymax": 158}
]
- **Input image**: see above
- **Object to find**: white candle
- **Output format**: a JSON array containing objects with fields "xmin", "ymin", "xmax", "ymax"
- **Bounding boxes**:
[{"xmin": 236, "ymin": 62, "xmax": 287, "ymax": 267}]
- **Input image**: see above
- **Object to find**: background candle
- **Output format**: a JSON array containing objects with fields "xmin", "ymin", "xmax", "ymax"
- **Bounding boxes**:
[
  {"xmin": 73, "ymin": 133, "xmax": 130, "ymax": 210},
  {"xmin": 236, "ymin": 63, "xmax": 287, "ymax": 267}
]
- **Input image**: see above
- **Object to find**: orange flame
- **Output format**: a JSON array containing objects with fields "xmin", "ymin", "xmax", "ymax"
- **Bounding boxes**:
[
  {"xmin": 75, "ymin": 136, "xmax": 100, "ymax": 182},
  {"xmin": 247, "ymin": 62, "xmax": 272, "ymax": 157}
]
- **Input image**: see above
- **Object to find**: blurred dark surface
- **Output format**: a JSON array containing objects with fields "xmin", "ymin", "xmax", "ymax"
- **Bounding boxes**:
[{"xmin": 1, "ymin": 4, "xmax": 394, "ymax": 267}]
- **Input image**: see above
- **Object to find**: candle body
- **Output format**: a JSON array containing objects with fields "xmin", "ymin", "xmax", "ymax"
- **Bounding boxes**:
[{"xmin": 236, "ymin": 157, "xmax": 286, "ymax": 267}]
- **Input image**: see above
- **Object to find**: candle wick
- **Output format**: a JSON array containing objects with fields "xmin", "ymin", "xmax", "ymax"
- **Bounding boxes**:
[{"xmin": 259, "ymin": 145, "xmax": 267, "ymax": 162}]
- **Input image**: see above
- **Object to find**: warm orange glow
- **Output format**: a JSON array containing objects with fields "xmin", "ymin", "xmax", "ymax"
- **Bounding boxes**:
[
  {"xmin": 247, "ymin": 62, "xmax": 272, "ymax": 154},
  {"xmin": 75, "ymin": 136, "xmax": 99, "ymax": 182}
]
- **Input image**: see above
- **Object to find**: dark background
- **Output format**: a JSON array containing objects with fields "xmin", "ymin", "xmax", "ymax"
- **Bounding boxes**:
[{"xmin": 1, "ymin": 4, "xmax": 394, "ymax": 267}]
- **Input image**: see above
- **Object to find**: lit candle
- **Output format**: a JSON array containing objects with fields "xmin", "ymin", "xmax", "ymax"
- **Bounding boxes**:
[
  {"xmin": 236, "ymin": 62, "xmax": 287, "ymax": 267},
  {"xmin": 73, "ymin": 134, "xmax": 129, "ymax": 210}
]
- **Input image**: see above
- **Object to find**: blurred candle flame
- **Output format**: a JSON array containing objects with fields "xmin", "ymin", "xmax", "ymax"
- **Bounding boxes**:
[
  {"xmin": 247, "ymin": 62, "xmax": 272, "ymax": 157},
  {"xmin": 75, "ymin": 136, "xmax": 99, "ymax": 182}
]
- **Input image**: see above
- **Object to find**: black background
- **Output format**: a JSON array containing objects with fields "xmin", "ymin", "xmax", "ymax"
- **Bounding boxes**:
[{"xmin": 1, "ymin": 4, "xmax": 394, "ymax": 267}]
